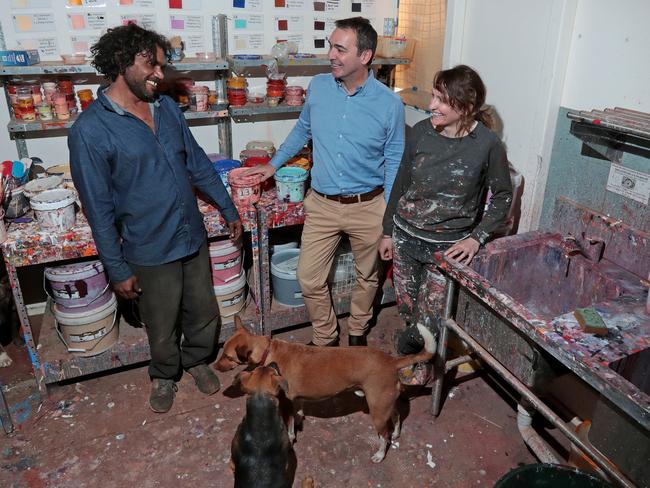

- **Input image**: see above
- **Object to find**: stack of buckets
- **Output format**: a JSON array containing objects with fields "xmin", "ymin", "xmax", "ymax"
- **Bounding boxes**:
[
  {"xmin": 210, "ymin": 240, "xmax": 247, "ymax": 323},
  {"xmin": 45, "ymin": 260, "xmax": 118, "ymax": 357}
]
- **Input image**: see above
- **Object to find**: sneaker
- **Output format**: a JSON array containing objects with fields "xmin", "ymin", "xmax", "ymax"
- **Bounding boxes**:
[
  {"xmin": 187, "ymin": 364, "xmax": 221, "ymax": 395},
  {"xmin": 149, "ymin": 378, "xmax": 177, "ymax": 413},
  {"xmin": 397, "ymin": 361, "xmax": 433, "ymax": 386},
  {"xmin": 348, "ymin": 334, "xmax": 367, "ymax": 346}
]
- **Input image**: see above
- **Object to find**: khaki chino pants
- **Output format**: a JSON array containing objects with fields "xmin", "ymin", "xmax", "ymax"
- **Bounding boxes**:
[{"xmin": 297, "ymin": 190, "xmax": 385, "ymax": 345}]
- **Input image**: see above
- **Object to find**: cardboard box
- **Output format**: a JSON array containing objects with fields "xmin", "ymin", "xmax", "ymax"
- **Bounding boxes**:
[
  {"xmin": 0, "ymin": 50, "xmax": 41, "ymax": 66},
  {"xmin": 375, "ymin": 37, "xmax": 416, "ymax": 60}
]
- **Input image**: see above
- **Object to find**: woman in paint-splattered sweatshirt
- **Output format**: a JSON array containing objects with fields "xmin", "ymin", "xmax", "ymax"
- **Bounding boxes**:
[{"xmin": 379, "ymin": 65, "xmax": 513, "ymax": 384}]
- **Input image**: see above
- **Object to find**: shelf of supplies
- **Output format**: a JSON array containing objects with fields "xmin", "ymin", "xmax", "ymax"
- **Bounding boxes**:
[
  {"xmin": 37, "ymin": 297, "xmax": 259, "ymax": 384},
  {"xmin": 228, "ymin": 54, "xmax": 408, "ymax": 71},
  {"xmin": 0, "ymin": 58, "xmax": 229, "ymax": 76},
  {"xmin": 568, "ymin": 107, "xmax": 650, "ymax": 140},
  {"xmin": 229, "ymin": 102, "xmax": 303, "ymax": 122},
  {"xmin": 7, "ymin": 104, "xmax": 230, "ymax": 133}
]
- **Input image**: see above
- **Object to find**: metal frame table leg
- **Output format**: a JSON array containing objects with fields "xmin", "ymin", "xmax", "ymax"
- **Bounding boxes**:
[
  {"xmin": 431, "ymin": 276, "xmax": 456, "ymax": 416},
  {"xmin": 0, "ymin": 381, "xmax": 14, "ymax": 434}
]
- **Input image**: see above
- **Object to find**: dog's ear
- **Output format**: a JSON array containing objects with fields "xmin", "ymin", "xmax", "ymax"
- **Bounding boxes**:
[
  {"xmin": 267, "ymin": 361, "xmax": 282, "ymax": 375},
  {"xmin": 273, "ymin": 376, "xmax": 289, "ymax": 397},
  {"xmin": 232, "ymin": 370, "xmax": 251, "ymax": 391}
]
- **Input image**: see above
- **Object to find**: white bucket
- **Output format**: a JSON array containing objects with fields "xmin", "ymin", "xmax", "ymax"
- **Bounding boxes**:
[
  {"xmin": 54, "ymin": 293, "xmax": 119, "ymax": 357},
  {"xmin": 24, "ymin": 175, "xmax": 64, "ymax": 199},
  {"xmin": 30, "ymin": 188, "xmax": 76, "ymax": 232},
  {"xmin": 209, "ymin": 240, "xmax": 243, "ymax": 284},
  {"xmin": 270, "ymin": 248, "xmax": 304, "ymax": 307},
  {"xmin": 213, "ymin": 271, "xmax": 247, "ymax": 322}
]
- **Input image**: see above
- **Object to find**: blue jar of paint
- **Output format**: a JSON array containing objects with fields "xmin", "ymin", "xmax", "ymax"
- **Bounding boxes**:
[{"xmin": 213, "ymin": 159, "xmax": 241, "ymax": 194}]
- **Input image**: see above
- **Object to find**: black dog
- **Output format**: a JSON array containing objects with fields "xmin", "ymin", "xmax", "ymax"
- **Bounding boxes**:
[{"xmin": 231, "ymin": 364, "xmax": 294, "ymax": 488}]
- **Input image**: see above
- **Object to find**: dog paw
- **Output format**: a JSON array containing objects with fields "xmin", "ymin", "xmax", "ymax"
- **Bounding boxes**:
[
  {"xmin": 0, "ymin": 351, "xmax": 12, "ymax": 368},
  {"xmin": 371, "ymin": 450, "xmax": 386, "ymax": 463}
]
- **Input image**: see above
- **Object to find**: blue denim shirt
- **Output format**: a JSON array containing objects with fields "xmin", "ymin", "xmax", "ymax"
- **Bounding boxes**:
[
  {"xmin": 269, "ymin": 70, "xmax": 405, "ymax": 201},
  {"xmin": 68, "ymin": 88, "xmax": 240, "ymax": 283}
]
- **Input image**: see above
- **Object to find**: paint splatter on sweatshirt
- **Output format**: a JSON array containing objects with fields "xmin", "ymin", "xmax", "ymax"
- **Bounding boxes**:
[{"xmin": 383, "ymin": 119, "xmax": 513, "ymax": 245}]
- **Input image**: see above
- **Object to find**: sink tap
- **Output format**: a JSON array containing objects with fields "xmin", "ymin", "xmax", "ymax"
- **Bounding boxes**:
[{"xmin": 561, "ymin": 233, "xmax": 605, "ymax": 263}]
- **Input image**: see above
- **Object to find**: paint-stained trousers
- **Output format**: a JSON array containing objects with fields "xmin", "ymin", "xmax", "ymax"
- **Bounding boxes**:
[
  {"xmin": 297, "ymin": 190, "xmax": 385, "ymax": 345},
  {"xmin": 130, "ymin": 241, "xmax": 220, "ymax": 379},
  {"xmin": 392, "ymin": 225, "xmax": 448, "ymax": 336}
]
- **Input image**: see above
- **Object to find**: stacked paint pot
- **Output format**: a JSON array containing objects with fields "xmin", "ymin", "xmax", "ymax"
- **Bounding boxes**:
[
  {"xmin": 228, "ymin": 168, "xmax": 262, "ymax": 206},
  {"xmin": 240, "ymin": 148, "xmax": 274, "ymax": 191},
  {"xmin": 284, "ymin": 86, "xmax": 305, "ymax": 106},
  {"xmin": 227, "ymin": 75, "xmax": 248, "ymax": 107},
  {"xmin": 266, "ymin": 74, "xmax": 286, "ymax": 106},
  {"xmin": 209, "ymin": 240, "xmax": 247, "ymax": 324},
  {"xmin": 45, "ymin": 260, "xmax": 118, "ymax": 357},
  {"xmin": 210, "ymin": 155, "xmax": 241, "ymax": 195}
]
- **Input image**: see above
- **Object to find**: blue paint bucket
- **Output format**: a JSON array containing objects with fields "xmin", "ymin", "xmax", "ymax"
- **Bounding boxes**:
[
  {"xmin": 274, "ymin": 167, "xmax": 308, "ymax": 203},
  {"xmin": 213, "ymin": 159, "xmax": 241, "ymax": 193}
]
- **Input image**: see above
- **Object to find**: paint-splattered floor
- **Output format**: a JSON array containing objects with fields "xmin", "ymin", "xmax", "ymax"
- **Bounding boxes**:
[{"xmin": 1, "ymin": 305, "xmax": 539, "ymax": 487}]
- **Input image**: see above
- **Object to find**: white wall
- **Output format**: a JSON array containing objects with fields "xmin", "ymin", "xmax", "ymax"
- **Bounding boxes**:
[
  {"xmin": 561, "ymin": 0, "xmax": 650, "ymax": 111},
  {"xmin": 443, "ymin": 0, "xmax": 577, "ymax": 233}
]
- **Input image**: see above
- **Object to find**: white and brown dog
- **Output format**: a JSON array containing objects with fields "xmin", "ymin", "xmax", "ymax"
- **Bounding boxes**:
[{"xmin": 216, "ymin": 316, "xmax": 435, "ymax": 462}]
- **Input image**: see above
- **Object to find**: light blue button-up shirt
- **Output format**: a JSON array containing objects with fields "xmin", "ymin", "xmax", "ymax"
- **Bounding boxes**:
[{"xmin": 270, "ymin": 70, "xmax": 405, "ymax": 201}]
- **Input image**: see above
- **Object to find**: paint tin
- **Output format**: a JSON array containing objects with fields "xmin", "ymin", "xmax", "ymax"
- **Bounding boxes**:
[
  {"xmin": 228, "ymin": 167, "xmax": 262, "ymax": 206},
  {"xmin": 274, "ymin": 167, "xmax": 308, "ymax": 203},
  {"xmin": 44, "ymin": 260, "xmax": 110, "ymax": 310},
  {"xmin": 245, "ymin": 140, "xmax": 275, "ymax": 158},
  {"xmin": 30, "ymin": 188, "xmax": 76, "ymax": 232},
  {"xmin": 213, "ymin": 271, "xmax": 247, "ymax": 323},
  {"xmin": 270, "ymin": 248, "xmax": 303, "ymax": 307},
  {"xmin": 54, "ymin": 293, "xmax": 119, "ymax": 357},
  {"xmin": 3, "ymin": 186, "xmax": 30, "ymax": 219},
  {"xmin": 209, "ymin": 239, "xmax": 243, "ymax": 285}
]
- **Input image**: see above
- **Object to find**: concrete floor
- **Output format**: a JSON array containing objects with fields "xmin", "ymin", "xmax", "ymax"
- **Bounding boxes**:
[{"xmin": 1, "ymin": 305, "xmax": 539, "ymax": 487}]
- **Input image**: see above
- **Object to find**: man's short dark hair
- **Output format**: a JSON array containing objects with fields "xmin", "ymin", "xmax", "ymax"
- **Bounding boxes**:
[
  {"xmin": 91, "ymin": 23, "xmax": 171, "ymax": 81},
  {"xmin": 334, "ymin": 17, "xmax": 377, "ymax": 66}
]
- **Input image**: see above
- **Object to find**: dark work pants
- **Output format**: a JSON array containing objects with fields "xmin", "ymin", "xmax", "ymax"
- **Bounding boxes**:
[
  {"xmin": 130, "ymin": 241, "xmax": 220, "ymax": 379},
  {"xmin": 392, "ymin": 225, "xmax": 448, "ymax": 337}
]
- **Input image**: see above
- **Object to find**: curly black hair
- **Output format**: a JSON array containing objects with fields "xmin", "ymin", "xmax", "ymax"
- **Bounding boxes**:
[{"xmin": 91, "ymin": 23, "xmax": 171, "ymax": 82}]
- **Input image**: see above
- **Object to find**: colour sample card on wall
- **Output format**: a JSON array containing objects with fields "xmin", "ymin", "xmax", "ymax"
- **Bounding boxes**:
[
  {"xmin": 232, "ymin": 14, "xmax": 264, "ymax": 31},
  {"xmin": 67, "ymin": 12, "xmax": 107, "ymax": 30},
  {"xmin": 312, "ymin": 0, "xmax": 341, "ymax": 12},
  {"xmin": 119, "ymin": 0, "xmax": 155, "ymax": 7},
  {"xmin": 274, "ymin": 32, "xmax": 303, "ymax": 50},
  {"xmin": 169, "ymin": 14, "xmax": 203, "ymax": 31},
  {"xmin": 66, "ymin": 0, "xmax": 106, "ymax": 6},
  {"xmin": 11, "ymin": 0, "xmax": 52, "ymax": 8},
  {"xmin": 119, "ymin": 13, "xmax": 156, "ymax": 29},
  {"xmin": 71, "ymin": 34, "xmax": 100, "ymax": 54},
  {"xmin": 16, "ymin": 36, "xmax": 58, "ymax": 56},
  {"xmin": 168, "ymin": 0, "xmax": 202, "ymax": 9},
  {"xmin": 274, "ymin": 0, "xmax": 305, "ymax": 9},
  {"xmin": 183, "ymin": 34, "xmax": 205, "ymax": 51},
  {"xmin": 13, "ymin": 13, "xmax": 56, "ymax": 32},
  {"xmin": 274, "ymin": 16, "xmax": 303, "ymax": 32},
  {"xmin": 232, "ymin": 0, "xmax": 262, "ymax": 9},
  {"xmin": 233, "ymin": 33, "xmax": 264, "ymax": 51}
]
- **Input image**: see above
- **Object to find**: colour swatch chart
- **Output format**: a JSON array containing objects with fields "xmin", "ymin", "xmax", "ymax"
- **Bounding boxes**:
[
  {"xmin": 273, "ymin": 0, "xmax": 305, "ymax": 9},
  {"xmin": 66, "ymin": 0, "xmax": 106, "ymax": 6},
  {"xmin": 119, "ymin": 0, "xmax": 155, "ymax": 7},
  {"xmin": 351, "ymin": 0, "xmax": 377, "ymax": 13},
  {"xmin": 232, "ymin": 0, "xmax": 261, "ymax": 9},
  {"xmin": 274, "ymin": 16, "xmax": 304, "ymax": 32},
  {"xmin": 168, "ymin": 0, "xmax": 202, "ymax": 9},
  {"xmin": 233, "ymin": 33, "xmax": 264, "ymax": 51},
  {"xmin": 11, "ymin": 0, "xmax": 52, "ymax": 8},
  {"xmin": 119, "ymin": 14, "xmax": 156, "ymax": 29},
  {"xmin": 274, "ymin": 32, "xmax": 303, "ymax": 51},
  {"xmin": 17, "ymin": 37, "xmax": 58, "ymax": 56},
  {"xmin": 71, "ymin": 34, "xmax": 100, "ymax": 54},
  {"xmin": 313, "ymin": 0, "xmax": 342, "ymax": 12}
]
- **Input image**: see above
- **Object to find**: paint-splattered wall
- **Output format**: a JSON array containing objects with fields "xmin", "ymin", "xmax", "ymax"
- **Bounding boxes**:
[{"xmin": 540, "ymin": 107, "xmax": 650, "ymax": 234}]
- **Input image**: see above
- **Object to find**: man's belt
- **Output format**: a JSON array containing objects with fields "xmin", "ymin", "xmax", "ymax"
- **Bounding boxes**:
[{"xmin": 313, "ymin": 187, "xmax": 383, "ymax": 204}]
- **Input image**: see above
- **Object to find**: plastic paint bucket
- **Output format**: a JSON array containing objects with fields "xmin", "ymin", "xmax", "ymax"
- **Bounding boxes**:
[
  {"xmin": 54, "ymin": 293, "xmax": 119, "ymax": 357},
  {"xmin": 209, "ymin": 239, "xmax": 243, "ymax": 285},
  {"xmin": 213, "ymin": 271, "xmax": 247, "ymax": 322},
  {"xmin": 45, "ymin": 260, "xmax": 110, "ymax": 309},
  {"xmin": 274, "ymin": 167, "xmax": 308, "ymax": 203},
  {"xmin": 30, "ymin": 188, "xmax": 76, "ymax": 232},
  {"xmin": 45, "ymin": 164, "xmax": 72, "ymax": 183},
  {"xmin": 228, "ymin": 167, "xmax": 262, "ymax": 206},
  {"xmin": 24, "ymin": 174, "xmax": 64, "ymax": 199},
  {"xmin": 270, "ymin": 248, "xmax": 303, "ymax": 307},
  {"xmin": 213, "ymin": 159, "xmax": 241, "ymax": 194}
]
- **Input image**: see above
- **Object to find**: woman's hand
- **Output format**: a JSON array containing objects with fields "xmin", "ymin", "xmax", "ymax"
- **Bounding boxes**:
[
  {"xmin": 444, "ymin": 237, "xmax": 480, "ymax": 265},
  {"xmin": 378, "ymin": 236, "xmax": 393, "ymax": 261}
]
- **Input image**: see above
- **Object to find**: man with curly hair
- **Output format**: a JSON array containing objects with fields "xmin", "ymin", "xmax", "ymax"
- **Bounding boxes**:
[{"xmin": 68, "ymin": 23, "xmax": 242, "ymax": 413}]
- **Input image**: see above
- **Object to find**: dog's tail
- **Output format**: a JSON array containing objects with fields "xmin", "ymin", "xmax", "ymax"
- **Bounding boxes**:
[{"xmin": 394, "ymin": 324, "xmax": 436, "ymax": 370}]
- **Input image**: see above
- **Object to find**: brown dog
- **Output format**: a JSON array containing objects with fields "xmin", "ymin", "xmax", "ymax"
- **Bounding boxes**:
[
  {"xmin": 231, "ymin": 364, "xmax": 294, "ymax": 488},
  {"xmin": 216, "ymin": 316, "xmax": 435, "ymax": 462}
]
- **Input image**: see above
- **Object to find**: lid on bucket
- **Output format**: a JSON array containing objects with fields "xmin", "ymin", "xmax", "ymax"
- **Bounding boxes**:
[
  {"xmin": 24, "ymin": 175, "xmax": 64, "ymax": 198},
  {"xmin": 54, "ymin": 292, "xmax": 117, "ymax": 322},
  {"xmin": 213, "ymin": 159, "xmax": 241, "ymax": 173},
  {"xmin": 275, "ymin": 166, "xmax": 308, "ymax": 182},
  {"xmin": 228, "ymin": 167, "xmax": 262, "ymax": 186},
  {"xmin": 213, "ymin": 270, "xmax": 247, "ymax": 294},
  {"xmin": 209, "ymin": 238, "xmax": 242, "ymax": 256},
  {"xmin": 270, "ymin": 249, "xmax": 301, "ymax": 279},
  {"xmin": 45, "ymin": 260, "xmax": 105, "ymax": 281},
  {"xmin": 46, "ymin": 164, "xmax": 72, "ymax": 181},
  {"xmin": 245, "ymin": 140, "xmax": 275, "ymax": 152},
  {"xmin": 30, "ymin": 188, "xmax": 76, "ymax": 211}
]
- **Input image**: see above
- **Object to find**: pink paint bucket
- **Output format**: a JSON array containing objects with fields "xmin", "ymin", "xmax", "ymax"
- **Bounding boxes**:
[
  {"xmin": 54, "ymin": 293, "xmax": 119, "ymax": 357},
  {"xmin": 209, "ymin": 239, "xmax": 243, "ymax": 285},
  {"xmin": 214, "ymin": 271, "xmax": 247, "ymax": 323},
  {"xmin": 228, "ymin": 168, "xmax": 262, "ymax": 206},
  {"xmin": 30, "ymin": 188, "xmax": 76, "ymax": 232},
  {"xmin": 44, "ymin": 260, "xmax": 110, "ymax": 309}
]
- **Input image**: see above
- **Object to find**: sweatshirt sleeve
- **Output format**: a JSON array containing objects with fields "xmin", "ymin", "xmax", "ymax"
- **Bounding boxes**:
[
  {"xmin": 469, "ymin": 140, "xmax": 513, "ymax": 245},
  {"xmin": 382, "ymin": 124, "xmax": 414, "ymax": 236}
]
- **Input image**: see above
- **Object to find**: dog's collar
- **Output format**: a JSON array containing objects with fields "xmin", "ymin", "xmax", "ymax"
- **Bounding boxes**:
[{"xmin": 258, "ymin": 338, "xmax": 271, "ymax": 366}]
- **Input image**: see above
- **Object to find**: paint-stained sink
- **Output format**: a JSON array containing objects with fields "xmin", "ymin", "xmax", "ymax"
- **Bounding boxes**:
[{"xmin": 609, "ymin": 347, "xmax": 650, "ymax": 396}]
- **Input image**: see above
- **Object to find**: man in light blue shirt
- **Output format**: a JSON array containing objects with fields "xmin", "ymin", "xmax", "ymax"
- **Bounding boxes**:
[{"xmin": 248, "ymin": 17, "xmax": 405, "ymax": 346}]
